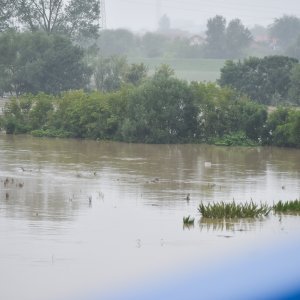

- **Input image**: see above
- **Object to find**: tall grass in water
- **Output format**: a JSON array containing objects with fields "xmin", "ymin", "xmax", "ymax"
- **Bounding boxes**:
[
  {"xmin": 183, "ymin": 216, "xmax": 195, "ymax": 226},
  {"xmin": 273, "ymin": 200, "xmax": 300, "ymax": 213},
  {"xmin": 198, "ymin": 201, "xmax": 271, "ymax": 219}
]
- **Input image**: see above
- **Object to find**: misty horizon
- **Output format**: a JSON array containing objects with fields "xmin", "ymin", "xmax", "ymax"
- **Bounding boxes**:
[{"xmin": 106, "ymin": 0, "xmax": 300, "ymax": 32}]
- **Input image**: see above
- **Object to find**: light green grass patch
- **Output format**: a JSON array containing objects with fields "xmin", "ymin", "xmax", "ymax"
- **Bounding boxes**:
[{"xmin": 128, "ymin": 57, "xmax": 226, "ymax": 82}]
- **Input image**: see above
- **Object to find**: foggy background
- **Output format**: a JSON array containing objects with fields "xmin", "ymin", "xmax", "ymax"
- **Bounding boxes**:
[{"xmin": 107, "ymin": 0, "xmax": 300, "ymax": 31}]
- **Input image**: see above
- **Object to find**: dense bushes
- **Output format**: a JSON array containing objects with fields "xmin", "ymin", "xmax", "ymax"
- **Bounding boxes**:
[
  {"xmin": 1, "ymin": 68, "xmax": 299, "ymax": 148},
  {"xmin": 263, "ymin": 108, "xmax": 300, "ymax": 147},
  {"xmin": 190, "ymin": 82, "xmax": 267, "ymax": 141},
  {"xmin": 219, "ymin": 56, "xmax": 299, "ymax": 105},
  {"xmin": 0, "ymin": 31, "xmax": 91, "ymax": 96},
  {"xmin": 120, "ymin": 67, "xmax": 199, "ymax": 143}
]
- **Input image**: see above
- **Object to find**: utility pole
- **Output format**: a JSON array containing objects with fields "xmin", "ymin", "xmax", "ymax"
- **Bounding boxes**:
[{"xmin": 100, "ymin": 0, "xmax": 107, "ymax": 30}]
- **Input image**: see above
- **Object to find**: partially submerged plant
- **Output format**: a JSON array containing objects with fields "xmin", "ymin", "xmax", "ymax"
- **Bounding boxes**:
[
  {"xmin": 273, "ymin": 200, "xmax": 300, "ymax": 213},
  {"xmin": 183, "ymin": 216, "xmax": 195, "ymax": 226},
  {"xmin": 198, "ymin": 201, "xmax": 271, "ymax": 219}
]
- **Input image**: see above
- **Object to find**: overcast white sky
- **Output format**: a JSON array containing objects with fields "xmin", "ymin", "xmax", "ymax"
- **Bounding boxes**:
[{"xmin": 106, "ymin": 0, "xmax": 300, "ymax": 31}]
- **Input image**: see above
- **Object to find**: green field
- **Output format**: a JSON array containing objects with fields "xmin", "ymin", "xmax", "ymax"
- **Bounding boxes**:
[{"xmin": 128, "ymin": 57, "xmax": 226, "ymax": 82}]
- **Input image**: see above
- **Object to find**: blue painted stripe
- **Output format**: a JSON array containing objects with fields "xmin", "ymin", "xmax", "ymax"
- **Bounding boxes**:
[{"xmin": 75, "ymin": 236, "xmax": 300, "ymax": 300}]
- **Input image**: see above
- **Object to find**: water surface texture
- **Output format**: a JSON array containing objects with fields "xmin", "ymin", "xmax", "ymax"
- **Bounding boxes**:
[{"xmin": 0, "ymin": 134, "xmax": 300, "ymax": 300}]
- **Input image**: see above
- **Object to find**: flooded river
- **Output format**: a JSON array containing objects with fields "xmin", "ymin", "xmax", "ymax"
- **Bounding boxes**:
[{"xmin": 0, "ymin": 134, "xmax": 300, "ymax": 300}]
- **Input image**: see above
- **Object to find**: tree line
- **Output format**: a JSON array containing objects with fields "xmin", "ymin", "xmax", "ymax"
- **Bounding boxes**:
[
  {"xmin": 219, "ymin": 56, "xmax": 300, "ymax": 105},
  {"xmin": 1, "ymin": 29, "xmax": 300, "ymax": 107},
  {"xmin": 1, "ymin": 66, "xmax": 299, "ymax": 148},
  {"xmin": 0, "ymin": 5, "xmax": 300, "ymax": 147},
  {"xmin": 93, "ymin": 14, "xmax": 300, "ymax": 60},
  {"xmin": 2, "ymin": 3, "xmax": 300, "ymax": 60}
]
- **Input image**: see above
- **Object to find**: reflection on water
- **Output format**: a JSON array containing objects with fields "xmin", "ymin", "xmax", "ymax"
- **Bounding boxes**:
[
  {"xmin": 0, "ymin": 134, "xmax": 300, "ymax": 300},
  {"xmin": 199, "ymin": 217, "xmax": 265, "ymax": 232},
  {"xmin": 1, "ymin": 134, "xmax": 299, "ymax": 219}
]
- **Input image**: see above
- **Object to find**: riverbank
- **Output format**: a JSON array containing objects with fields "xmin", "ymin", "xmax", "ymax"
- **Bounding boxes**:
[{"xmin": 0, "ymin": 74, "xmax": 299, "ymax": 147}]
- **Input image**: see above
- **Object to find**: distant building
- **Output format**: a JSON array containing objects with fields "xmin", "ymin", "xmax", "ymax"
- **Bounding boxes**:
[{"xmin": 253, "ymin": 35, "xmax": 279, "ymax": 51}]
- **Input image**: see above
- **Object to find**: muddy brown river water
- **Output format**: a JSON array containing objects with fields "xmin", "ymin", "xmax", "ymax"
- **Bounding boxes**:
[{"xmin": 0, "ymin": 134, "xmax": 300, "ymax": 300}]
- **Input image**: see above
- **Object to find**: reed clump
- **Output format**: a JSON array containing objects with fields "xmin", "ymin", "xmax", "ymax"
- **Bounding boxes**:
[
  {"xmin": 273, "ymin": 200, "xmax": 300, "ymax": 213},
  {"xmin": 198, "ymin": 201, "xmax": 271, "ymax": 219},
  {"xmin": 183, "ymin": 216, "xmax": 195, "ymax": 226}
]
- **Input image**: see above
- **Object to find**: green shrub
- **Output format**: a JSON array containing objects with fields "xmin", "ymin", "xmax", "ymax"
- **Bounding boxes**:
[
  {"xmin": 213, "ymin": 131, "xmax": 258, "ymax": 146},
  {"xmin": 273, "ymin": 200, "xmax": 300, "ymax": 213},
  {"xmin": 198, "ymin": 201, "xmax": 271, "ymax": 219}
]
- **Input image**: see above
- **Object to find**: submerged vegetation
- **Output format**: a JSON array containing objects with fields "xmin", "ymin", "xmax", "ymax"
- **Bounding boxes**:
[
  {"xmin": 198, "ymin": 201, "xmax": 272, "ymax": 219},
  {"xmin": 197, "ymin": 199, "xmax": 300, "ymax": 220},
  {"xmin": 273, "ymin": 200, "xmax": 300, "ymax": 213},
  {"xmin": 183, "ymin": 216, "xmax": 195, "ymax": 226},
  {"xmin": 212, "ymin": 132, "xmax": 258, "ymax": 147}
]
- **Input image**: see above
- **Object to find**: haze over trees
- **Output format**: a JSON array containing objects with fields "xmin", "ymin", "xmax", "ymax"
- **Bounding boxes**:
[
  {"xmin": 2, "ymin": 66, "xmax": 300, "ymax": 147},
  {"xmin": 0, "ymin": 31, "xmax": 91, "ymax": 95},
  {"xmin": 93, "ymin": 56, "xmax": 147, "ymax": 92},
  {"xmin": 0, "ymin": 0, "xmax": 16, "ymax": 31},
  {"xmin": 204, "ymin": 15, "xmax": 252, "ymax": 58},
  {"xmin": 269, "ymin": 15, "xmax": 300, "ymax": 51},
  {"xmin": 1, "ymin": 3, "xmax": 300, "ymax": 148},
  {"xmin": 18, "ymin": 0, "xmax": 99, "ymax": 40},
  {"xmin": 219, "ymin": 56, "xmax": 299, "ymax": 105}
]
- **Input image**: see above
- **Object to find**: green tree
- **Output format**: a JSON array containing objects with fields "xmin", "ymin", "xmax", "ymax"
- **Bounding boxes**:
[
  {"xmin": 29, "ymin": 93, "xmax": 54, "ymax": 130},
  {"xmin": 205, "ymin": 16, "xmax": 251, "ymax": 58},
  {"xmin": 0, "ymin": 0, "xmax": 16, "ymax": 31},
  {"xmin": 121, "ymin": 66, "xmax": 199, "ymax": 143},
  {"xmin": 225, "ymin": 19, "xmax": 252, "ymax": 58},
  {"xmin": 0, "ymin": 31, "xmax": 91, "ymax": 95},
  {"xmin": 205, "ymin": 15, "xmax": 226, "ymax": 58},
  {"xmin": 93, "ymin": 56, "xmax": 148, "ymax": 92},
  {"xmin": 191, "ymin": 82, "xmax": 267, "ymax": 141},
  {"xmin": 124, "ymin": 63, "xmax": 148, "ymax": 86},
  {"xmin": 219, "ymin": 56, "xmax": 298, "ymax": 105},
  {"xmin": 97, "ymin": 29, "xmax": 136, "ymax": 57},
  {"xmin": 141, "ymin": 32, "xmax": 167, "ymax": 58},
  {"xmin": 286, "ymin": 36, "xmax": 300, "ymax": 60},
  {"xmin": 94, "ymin": 56, "xmax": 128, "ymax": 93},
  {"xmin": 2, "ymin": 96, "xmax": 33, "ymax": 133},
  {"xmin": 264, "ymin": 108, "xmax": 300, "ymax": 147},
  {"xmin": 288, "ymin": 64, "xmax": 300, "ymax": 105},
  {"xmin": 14, "ymin": 0, "xmax": 100, "ymax": 40},
  {"xmin": 269, "ymin": 15, "xmax": 300, "ymax": 50}
]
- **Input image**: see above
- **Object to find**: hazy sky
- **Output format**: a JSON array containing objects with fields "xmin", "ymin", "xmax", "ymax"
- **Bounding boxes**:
[{"xmin": 106, "ymin": 0, "xmax": 300, "ymax": 31}]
